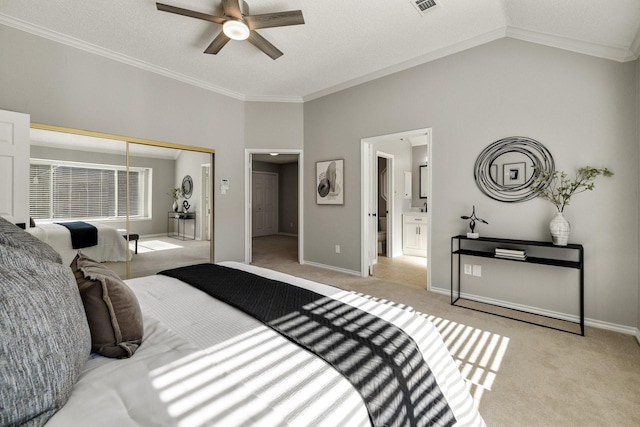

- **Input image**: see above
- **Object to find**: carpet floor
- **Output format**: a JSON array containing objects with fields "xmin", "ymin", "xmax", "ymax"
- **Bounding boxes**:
[{"xmin": 250, "ymin": 235, "xmax": 640, "ymax": 427}]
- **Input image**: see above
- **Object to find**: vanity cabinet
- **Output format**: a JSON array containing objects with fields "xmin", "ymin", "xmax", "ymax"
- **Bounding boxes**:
[{"xmin": 403, "ymin": 214, "xmax": 427, "ymax": 257}]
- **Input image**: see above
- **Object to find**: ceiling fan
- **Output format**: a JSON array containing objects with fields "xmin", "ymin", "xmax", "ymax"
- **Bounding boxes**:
[{"xmin": 156, "ymin": 0, "xmax": 304, "ymax": 60}]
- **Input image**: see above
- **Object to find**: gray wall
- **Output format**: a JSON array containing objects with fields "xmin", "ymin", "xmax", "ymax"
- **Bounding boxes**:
[
  {"xmin": 245, "ymin": 102, "xmax": 304, "ymax": 150},
  {"xmin": 304, "ymin": 38, "xmax": 638, "ymax": 328},
  {"xmin": 2, "ymin": 22, "xmax": 638, "ymax": 329},
  {"xmin": 0, "ymin": 24, "xmax": 245, "ymax": 262},
  {"xmin": 279, "ymin": 162, "xmax": 299, "ymax": 235},
  {"xmin": 245, "ymin": 102, "xmax": 303, "ymax": 237}
]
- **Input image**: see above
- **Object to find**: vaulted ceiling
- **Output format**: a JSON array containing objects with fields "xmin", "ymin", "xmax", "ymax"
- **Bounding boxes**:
[{"xmin": 1, "ymin": 0, "xmax": 639, "ymax": 102}]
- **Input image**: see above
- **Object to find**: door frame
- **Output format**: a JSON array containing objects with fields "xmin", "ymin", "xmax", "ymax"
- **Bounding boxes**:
[
  {"xmin": 200, "ymin": 163, "xmax": 211, "ymax": 241},
  {"xmin": 361, "ymin": 128, "xmax": 433, "ymax": 289},
  {"xmin": 251, "ymin": 170, "xmax": 279, "ymax": 237},
  {"xmin": 376, "ymin": 151, "xmax": 394, "ymax": 259},
  {"xmin": 244, "ymin": 148, "xmax": 304, "ymax": 264},
  {"xmin": 0, "ymin": 109, "xmax": 30, "ymax": 225}
]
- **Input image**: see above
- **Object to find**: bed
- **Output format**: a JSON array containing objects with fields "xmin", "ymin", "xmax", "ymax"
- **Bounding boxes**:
[
  {"xmin": 0, "ymin": 216, "xmax": 485, "ymax": 427},
  {"xmin": 26, "ymin": 221, "xmax": 132, "ymax": 265}
]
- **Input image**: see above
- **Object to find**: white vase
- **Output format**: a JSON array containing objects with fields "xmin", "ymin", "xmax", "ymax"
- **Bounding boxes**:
[
  {"xmin": 549, "ymin": 212, "xmax": 570, "ymax": 246},
  {"xmin": 172, "ymin": 200, "xmax": 179, "ymax": 212}
]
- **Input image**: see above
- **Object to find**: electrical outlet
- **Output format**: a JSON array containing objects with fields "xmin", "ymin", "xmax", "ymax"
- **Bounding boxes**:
[
  {"xmin": 473, "ymin": 265, "xmax": 482, "ymax": 277},
  {"xmin": 464, "ymin": 264, "xmax": 472, "ymax": 275},
  {"xmin": 335, "ymin": 245, "xmax": 341, "ymax": 254}
]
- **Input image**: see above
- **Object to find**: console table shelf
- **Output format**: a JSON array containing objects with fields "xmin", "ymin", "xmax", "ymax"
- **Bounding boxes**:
[{"xmin": 451, "ymin": 235, "xmax": 584, "ymax": 336}]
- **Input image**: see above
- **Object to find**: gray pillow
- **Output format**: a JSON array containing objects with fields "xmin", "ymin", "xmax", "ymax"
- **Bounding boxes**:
[
  {"xmin": 0, "ymin": 244, "xmax": 91, "ymax": 426},
  {"xmin": 71, "ymin": 252, "xmax": 143, "ymax": 358},
  {"xmin": 0, "ymin": 216, "xmax": 62, "ymax": 264}
]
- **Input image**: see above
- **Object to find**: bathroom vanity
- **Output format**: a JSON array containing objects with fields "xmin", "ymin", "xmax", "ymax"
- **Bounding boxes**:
[{"xmin": 403, "ymin": 213, "xmax": 427, "ymax": 257}]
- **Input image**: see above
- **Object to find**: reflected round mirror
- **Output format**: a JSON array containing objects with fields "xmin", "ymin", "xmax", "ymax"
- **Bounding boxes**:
[
  {"xmin": 182, "ymin": 175, "xmax": 193, "ymax": 199},
  {"xmin": 474, "ymin": 136, "xmax": 554, "ymax": 202}
]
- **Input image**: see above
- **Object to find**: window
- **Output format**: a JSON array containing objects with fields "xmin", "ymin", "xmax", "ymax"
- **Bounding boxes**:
[{"xmin": 30, "ymin": 159, "xmax": 149, "ymax": 221}]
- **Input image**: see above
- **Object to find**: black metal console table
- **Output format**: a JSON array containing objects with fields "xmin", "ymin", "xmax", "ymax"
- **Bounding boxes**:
[
  {"xmin": 451, "ymin": 235, "xmax": 584, "ymax": 335},
  {"xmin": 168, "ymin": 211, "xmax": 196, "ymax": 240}
]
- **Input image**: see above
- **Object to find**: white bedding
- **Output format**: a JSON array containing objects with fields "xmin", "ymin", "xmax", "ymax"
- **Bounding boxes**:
[
  {"xmin": 26, "ymin": 222, "xmax": 132, "ymax": 265},
  {"xmin": 46, "ymin": 262, "xmax": 485, "ymax": 427}
]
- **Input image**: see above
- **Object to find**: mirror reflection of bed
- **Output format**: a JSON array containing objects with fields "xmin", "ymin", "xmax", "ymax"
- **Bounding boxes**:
[{"xmin": 28, "ymin": 125, "xmax": 213, "ymax": 279}]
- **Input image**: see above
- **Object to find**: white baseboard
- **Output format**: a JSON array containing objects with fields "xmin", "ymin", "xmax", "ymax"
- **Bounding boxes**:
[
  {"xmin": 430, "ymin": 286, "xmax": 637, "ymax": 336},
  {"xmin": 302, "ymin": 260, "xmax": 361, "ymax": 277},
  {"xmin": 141, "ymin": 233, "xmax": 168, "ymax": 239}
]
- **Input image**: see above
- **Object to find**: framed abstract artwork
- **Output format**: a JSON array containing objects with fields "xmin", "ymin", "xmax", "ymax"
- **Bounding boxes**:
[
  {"xmin": 503, "ymin": 162, "xmax": 526, "ymax": 187},
  {"xmin": 316, "ymin": 159, "xmax": 344, "ymax": 205}
]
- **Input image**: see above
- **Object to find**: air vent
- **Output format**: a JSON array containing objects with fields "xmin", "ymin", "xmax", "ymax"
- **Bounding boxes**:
[{"xmin": 411, "ymin": 0, "xmax": 438, "ymax": 15}]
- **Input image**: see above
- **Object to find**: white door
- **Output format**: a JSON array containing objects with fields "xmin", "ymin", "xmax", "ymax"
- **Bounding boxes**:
[
  {"xmin": 0, "ymin": 110, "xmax": 30, "ymax": 225},
  {"xmin": 252, "ymin": 172, "xmax": 278, "ymax": 237},
  {"xmin": 362, "ymin": 142, "xmax": 377, "ymax": 276}
]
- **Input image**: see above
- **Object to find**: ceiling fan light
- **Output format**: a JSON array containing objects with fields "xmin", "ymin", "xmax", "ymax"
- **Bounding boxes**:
[{"xmin": 223, "ymin": 20, "xmax": 250, "ymax": 40}]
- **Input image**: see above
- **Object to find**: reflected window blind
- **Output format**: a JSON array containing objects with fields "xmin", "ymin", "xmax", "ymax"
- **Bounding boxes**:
[
  {"xmin": 30, "ymin": 162, "xmax": 141, "ymax": 220},
  {"xmin": 118, "ymin": 170, "xmax": 140, "ymax": 217}
]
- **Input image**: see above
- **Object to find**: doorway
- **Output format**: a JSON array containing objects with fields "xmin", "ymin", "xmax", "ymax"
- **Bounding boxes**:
[
  {"xmin": 244, "ymin": 149, "xmax": 304, "ymax": 265},
  {"xmin": 361, "ymin": 128, "xmax": 432, "ymax": 289}
]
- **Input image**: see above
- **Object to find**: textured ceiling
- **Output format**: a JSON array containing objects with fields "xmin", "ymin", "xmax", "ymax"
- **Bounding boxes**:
[{"xmin": 1, "ymin": 0, "xmax": 639, "ymax": 102}]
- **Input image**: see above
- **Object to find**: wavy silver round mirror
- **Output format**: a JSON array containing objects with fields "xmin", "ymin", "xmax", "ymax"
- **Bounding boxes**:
[
  {"xmin": 474, "ymin": 136, "xmax": 554, "ymax": 202},
  {"xmin": 181, "ymin": 175, "xmax": 193, "ymax": 199}
]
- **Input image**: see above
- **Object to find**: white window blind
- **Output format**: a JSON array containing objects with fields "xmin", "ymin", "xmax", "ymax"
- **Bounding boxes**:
[{"xmin": 30, "ymin": 160, "xmax": 145, "ymax": 221}]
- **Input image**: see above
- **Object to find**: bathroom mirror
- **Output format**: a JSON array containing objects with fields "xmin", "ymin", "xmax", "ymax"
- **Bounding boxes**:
[
  {"xmin": 474, "ymin": 136, "xmax": 554, "ymax": 202},
  {"xmin": 419, "ymin": 165, "xmax": 428, "ymax": 198}
]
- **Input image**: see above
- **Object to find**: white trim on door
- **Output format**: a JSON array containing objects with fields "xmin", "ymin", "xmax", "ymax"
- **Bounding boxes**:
[
  {"xmin": 361, "ymin": 128, "xmax": 433, "ymax": 289},
  {"xmin": 376, "ymin": 151, "xmax": 394, "ymax": 259}
]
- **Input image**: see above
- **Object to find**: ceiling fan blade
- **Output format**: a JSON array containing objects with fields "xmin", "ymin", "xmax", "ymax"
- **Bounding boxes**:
[
  {"xmin": 247, "ymin": 31, "xmax": 283, "ymax": 60},
  {"xmin": 245, "ymin": 10, "xmax": 305, "ymax": 30},
  {"xmin": 222, "ymin": 0, "xmax": 242, "ymax": 19},
  {"xmin": 156, "ymin": 3, "xmax": 225, "ymax": 25},
  {"xmin": 204, "ymin": 32, "xmax": 231, "ymax": 55}
]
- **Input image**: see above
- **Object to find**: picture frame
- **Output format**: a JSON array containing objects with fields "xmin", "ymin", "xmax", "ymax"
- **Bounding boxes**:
[
  {"xmin": 316, "ymin": 159, "xmax": 344, "ymax": 205},
  {"xmin": 503, "ymin": 162, "xmax": 526, "ymax": 186}
]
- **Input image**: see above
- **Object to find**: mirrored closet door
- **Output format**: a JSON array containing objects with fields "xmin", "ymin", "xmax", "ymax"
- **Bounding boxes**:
[{"xmin": 29, "ymin": 123, "xmax": 214, "ymax": 279}]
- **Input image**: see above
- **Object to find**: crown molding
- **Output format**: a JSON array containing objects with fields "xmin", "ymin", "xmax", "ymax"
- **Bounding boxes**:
[
  {"xmin": 244, "ymin": 95, "xmax": 303, "ymax": 103},
  {"xmin": 3, "ymin": 12, "xmax": 636, "ymax": 105},
  {"xmin": 506, "ymin": 25, "xmax": 637, "ymax": 63},
  {"xmin": 0, "ymin": 13, "xmax": 248, "ymax": 101},
  {"xmin": 303, "ymin": 26, "xmax": 507, "ymax": 102}
]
